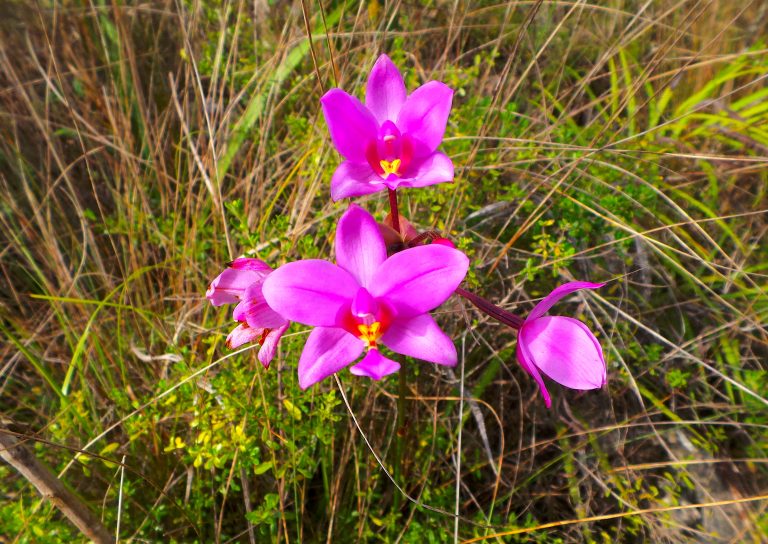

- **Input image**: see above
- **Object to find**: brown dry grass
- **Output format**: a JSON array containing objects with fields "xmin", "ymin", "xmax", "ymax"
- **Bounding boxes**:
[{"xmin": 1, "ymin": 1, "xmax": 767, "ymax": 542}]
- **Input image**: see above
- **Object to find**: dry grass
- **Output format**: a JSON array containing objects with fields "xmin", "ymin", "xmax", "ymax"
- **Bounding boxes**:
[{"xmin": 1, "ymin": 0, "xmax": 767, "ymax": 542}]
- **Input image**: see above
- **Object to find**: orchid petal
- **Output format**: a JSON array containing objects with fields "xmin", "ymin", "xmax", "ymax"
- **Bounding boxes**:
[
  {"xmin": 206, "ymin": 268, "xmax": 265, "ymax": 306},
  {"xmin": 519, "ymin": 316, "xmax": 606, "ymax": 391},
  {"xmin": 321, "ymin": 89, "xmax": 378, "ymax": 163},
  {"xmin": 369, "ymin": 245, "xmax": 468, "ymax": 319},
  {"xmin": 381, "ymin": 313, "xmax": 457, "ymax": 366},
  {"xmin": 516, "ymin": 340, "xmax": 552, "ymax": 408},
  {"xmin": 330, "ymin": 161, "xmax": 385, "ymax": 201},
  {"xmin": 233, "ymin": 283, "xmax": 287, "ymax": 329},
  {"xmin": 336, "ymin": 204, "xmax": 387, "ymax": 286},
  {"xmin": 257, "ymin": 323, "xmax": 289, "ymax": 369},
  {"xmin": 398, "ymin": 152, "xmax": 454, "ymax": 189},
  {"xmin": 365, "ymin": 54, "xmax": 407, "ymax": 124},
  {"xmin": 226, "ymin": 323, "xmax": 264, "ymax": 350},
  {"xmin": 397, "ymin": 81, "xmax": 453, "ymax": 156},
  {"xmin": 262, "ymin": 261, "xmax": 359, "ymax": 327},
  {"xmin": 350, "ymin": 349, "xmax": 401, "ymax": 380},
  {"xmin": 298, "ymin": 327, "xmax": 364, "ymax": 389},
  {"xmin": 527, "ymin": 281, "xmax": 605, "ymax": 322}
]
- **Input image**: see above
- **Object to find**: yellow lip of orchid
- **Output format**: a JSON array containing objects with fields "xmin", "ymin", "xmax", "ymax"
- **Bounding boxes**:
[
  {"xmin": 357, "ymin": 322, "xmax": 382, "ymax": 349},
  {"xmin": 379, "ymin": 158, "xmax": 402, "ymax": 177}
]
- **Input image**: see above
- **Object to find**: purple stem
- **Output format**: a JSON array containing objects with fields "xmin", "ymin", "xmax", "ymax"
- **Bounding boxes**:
[
  {"xmin": 388, "ymin": 188, "xmax": 400, "ymax": 235},
  {"xmin": 455, "ymin": 287, "xmax": 525, "ymax": 330}
]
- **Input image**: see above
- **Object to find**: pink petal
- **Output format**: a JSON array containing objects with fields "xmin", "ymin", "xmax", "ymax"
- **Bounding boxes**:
[
  {"xmin": 262, "ymin": 260, "xmax": 359, "ymax": 327},
  {"xmin": 381, "ymin": 313, "xmax": 457, "ymax": 366},
  {"xmin": 350, "ymin": 349, "xmax": 401, "ymax": 380},
  {"xmin": 298, "ymin": 327, "xmax": 364, "ymax": 389},
  {"xmin": 233, "ymin": 283, "xmax": 287, "ymax": 329},
  {"xmin": 206, "ymin": 268, "xmax": 265, "ymax": 306},
  {"xmin": 516, "ymin": 340, "xmax": 552, "ymax": 408},
  {"xmin": 226, "ymin": 323, "xmax": 265, "ymax": 349},
  {"xmin": 257, "ymin": 322, "xmax": 289, "ymax": 369},
  {"xmin": 527, "ymin": 281, "xmax": 605, "ymax": 322},
  {"xmin": 365, "ymin": 54, "xmax": 407, "ymax": 124},
  {"xmin": 330, "ymin": 161, "xmax": 386, "ymax": 201},
  {"xmin": 519, "ymin": 316, "xmax": 606, "ymax": 391},
  {"xmin": 369, "ymin": 245, "xmax": 468, "ymax": 319},
  {"xmin": 335, "ymin": 204, "xmax": 387, "ymax": 287},
  {"xmin": 321, "ymin": 89, "xmax": 378, "ymax": 163},
  {"xmin": 397, "ymin": 81, "xmax": 453, "ymax": 157},
  {"xmin": 397, "ymin": 152, "xmax": 454, "ymax": 189},
  {"xmin": 229, "ymin": 258, "xmax": 272, "ymax": 272}
]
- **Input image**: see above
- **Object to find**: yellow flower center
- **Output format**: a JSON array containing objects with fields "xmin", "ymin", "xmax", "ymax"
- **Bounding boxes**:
[
  {"xmin": 357, "ymin": 322, "xmax": 382, "ymax": 349},
  {"xmin": 379, "ymin": 159, "xmax": 402, "ymax": 177}
]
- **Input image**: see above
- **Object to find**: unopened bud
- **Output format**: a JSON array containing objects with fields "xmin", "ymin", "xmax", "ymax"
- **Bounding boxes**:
[{"xmin": 432, "ymin": 237, "xmax": 456, "ymax": 249}]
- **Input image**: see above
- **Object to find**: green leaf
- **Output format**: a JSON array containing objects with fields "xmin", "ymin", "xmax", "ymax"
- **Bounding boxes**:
[
  {"xmin": 253, "ymin": 461, "xmax": 273, "ymax": 476},
  {"xmin": 282, "ymin": 399, "xmax": 302, "ymax": 421}
]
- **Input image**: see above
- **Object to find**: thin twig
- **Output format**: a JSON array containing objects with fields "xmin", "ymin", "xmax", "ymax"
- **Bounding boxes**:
[
  {"xmin": 116, "ymin": 454, "xmax": 126, "ymax": 542},
  {"xmin": 0, "ymin": 424, "xmax": 114, "ymax": 544}
]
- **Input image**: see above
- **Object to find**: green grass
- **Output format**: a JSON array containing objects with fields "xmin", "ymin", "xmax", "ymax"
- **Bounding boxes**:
[{"xmin": 1, "ymin": 0, "xmax": 767, "ymax": 542}]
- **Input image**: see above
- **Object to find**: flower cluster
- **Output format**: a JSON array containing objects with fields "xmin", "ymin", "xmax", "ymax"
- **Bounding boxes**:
[{"xmin": 206, "ymin": 54, "xmax": 607, "ymax": 406}]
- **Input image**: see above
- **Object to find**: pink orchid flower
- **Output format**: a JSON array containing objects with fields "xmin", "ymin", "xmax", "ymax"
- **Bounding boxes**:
[
  {"xmin": 517, "ymin": 282, "xmax": 607, "ymax": 408},
  {"xmin": 321, "ymin": 54, "xmax": 454, "ymax": 201},
  {"xmin": 262, "ymin": 205, "xmax": 469, "ymax": 389},
  {"xmin": 206, "ymin": 258, "xmax": 289, "ymax": 368}
]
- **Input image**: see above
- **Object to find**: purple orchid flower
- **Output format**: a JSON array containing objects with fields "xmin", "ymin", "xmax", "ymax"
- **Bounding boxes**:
[
  {"xmin": 262, "ymin": 205, "xmax": 469, "ymax": 389},
  {"xmin": 207, "ymin": 258, "xmax": 289, "ymax": 368},
  {"xmin": 516, "ymin": 282, "xmax": 607, "ymax": 408},
  {"xmin": 207, "ymin": 258, "xmax": 272, "ymax": 306},
  {"xmin": 321, "ymin": 54, "xmax": 454, "ymax": 201}
]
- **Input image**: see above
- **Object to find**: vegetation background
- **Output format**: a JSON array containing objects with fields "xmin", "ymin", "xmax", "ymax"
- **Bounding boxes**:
[{"xmin": 1, "ymin": 0, "xmax": 767, "ymax": 542}]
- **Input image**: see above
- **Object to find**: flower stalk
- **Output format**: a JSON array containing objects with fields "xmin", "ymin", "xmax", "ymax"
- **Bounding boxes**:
[
  {"xmin": 455, "ymin": 287, "xmax": 524, "ymax": 329},
  {"xmin": 388, "ymin": 188, "xmax": 401, "ymax": 235}
]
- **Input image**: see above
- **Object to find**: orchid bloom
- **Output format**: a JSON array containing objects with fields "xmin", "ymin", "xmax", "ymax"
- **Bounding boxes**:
[
  {"xmin": 516, "ymin": 282, "xmax": 607, "ymax": 408},
  {"xmin": 206, "ymin": 258, "xmax": 289, "ymax": 368},
  {"xmin": 321, "ymin": 54, "xmax": 454, "ymax": 201},
  {"xmin": 262, "ymin": 205, "xmax": 468, "ymax": 389}
]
